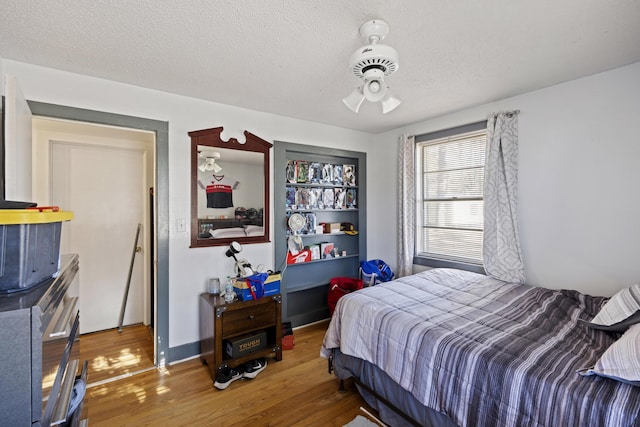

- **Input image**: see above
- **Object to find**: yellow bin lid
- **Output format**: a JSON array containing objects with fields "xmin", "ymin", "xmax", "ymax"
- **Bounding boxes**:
[{"xmin": 0, "ymin": 209, "xmax": 74, "ymax": 225}]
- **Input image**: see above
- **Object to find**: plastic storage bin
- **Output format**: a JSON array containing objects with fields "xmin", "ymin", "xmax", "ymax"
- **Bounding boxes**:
[{"xmin": 0, "ymin": 209, "xmax": 73, "ymax": 292}]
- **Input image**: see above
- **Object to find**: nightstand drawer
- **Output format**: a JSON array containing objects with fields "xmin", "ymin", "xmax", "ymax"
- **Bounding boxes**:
[{"xmin": 222, "ymin": 302, "xmax": 275, "ymax": 337}]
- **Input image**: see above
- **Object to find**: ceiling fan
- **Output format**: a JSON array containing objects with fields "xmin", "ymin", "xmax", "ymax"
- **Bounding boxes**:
[
  {"xmin": 343, "ymin": 19, "xmax": 401, "ymax": 114},
  {"xmin": 198, "ymin": 150, "xmax": 222, "ymax": 174}
]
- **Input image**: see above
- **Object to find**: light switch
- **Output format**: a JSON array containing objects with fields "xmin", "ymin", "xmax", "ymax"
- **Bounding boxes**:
[{"xmin": 177, "ymin": 219, "xmax": 186, "ymax": 232}]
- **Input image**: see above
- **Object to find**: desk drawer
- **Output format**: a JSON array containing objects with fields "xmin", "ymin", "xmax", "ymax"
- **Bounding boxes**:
[{"xmin": 222, "ymin": 302, "xmax": 274, "ymax": 337}]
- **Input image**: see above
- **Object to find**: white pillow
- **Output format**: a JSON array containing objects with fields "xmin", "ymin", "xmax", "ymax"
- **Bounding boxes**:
[
  {"xmin": 578, "ymin": 323, "xmax": 640, "ymax": 387},
  {"xmin": 210, "ymin": 227, "xmax": 246, "ymax": 238},
  {"xmin": 583, "ymin": 284, "xmax": 640, "ymax": 332}
]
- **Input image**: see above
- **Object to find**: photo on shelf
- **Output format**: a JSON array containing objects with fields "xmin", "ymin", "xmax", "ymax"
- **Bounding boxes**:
[
  {"xmin": 286, "ymin": 160, "xmax": 296, "ymax": 183},
  {"xmin": 295, "ymin": 187, "xmax": 311, "ymax": 208},
  {"xmin": 304, "ymin": 213, "xmax": 317, "ymax": 234},
  {"xmin": 286, "ymin": 186, "xmax": 296, "ymax": 209},
  {"xmin": 322, "ymin": 188, "xmax": 335, "ymax": 209},
  {"xmin": 308, "ymin": 187, "xmax": 319, "ymax": 209},
  {"xmin": 335, "ymin": 188, "xmax": 346, "ymax": 209},
  {"xmin": 321, "ymin": 242, "xmax": 335, "ymax": 259},
  {"xmin": 333, "ymin": 164, "xmax": 343, "ymax": 185},
  {"xmin": 296, "ymin": 160, "xmax": 309, "ymax": 183},
  {"xmin": 343, "ymin": 164, "xmax": 356, "ymax": 186},
  {"xmin": 321, "ymin": 163, "xmax": 333, "ymax": 185},
  {"xmin": 307, "ymin": 244, "xmax": 321, "ymax": 260},
  {"xmin": 346, "ymin": 188, "xmax": 357, "ymax": 208},
  {"xmin": 312, "ymin": 188, "xmax": 324, "ymax": 209},
  {"xmin": 308, "ymin": 162, "xmax": 322, "ymax": 184}
]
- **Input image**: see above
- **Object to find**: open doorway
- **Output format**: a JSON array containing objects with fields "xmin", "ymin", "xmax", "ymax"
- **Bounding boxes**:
[
  {"xmin": 32, "ymin": 117, "xmax": 155, "ymax": 383},
  {"xmin": 28, "ymin": 101, "xmax": 170, "ymax": 383}
]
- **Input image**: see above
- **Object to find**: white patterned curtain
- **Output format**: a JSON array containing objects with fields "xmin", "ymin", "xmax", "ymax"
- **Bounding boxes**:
[
  {"xmin": 483, "ymin": 111, "xmax": 525, "ymax": 283},
  {"xmin": 397, "ymin": 134, "xmax": 415, "ymax": 277}
]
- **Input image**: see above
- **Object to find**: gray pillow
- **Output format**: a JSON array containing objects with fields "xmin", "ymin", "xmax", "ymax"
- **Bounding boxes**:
[
  {"xmin": 583, "ymin": 284, "xmax": 640, "ymax": 332},
  {"xmin": 578, "ymin": 323, "xmax": 640, "ymax": 387}
]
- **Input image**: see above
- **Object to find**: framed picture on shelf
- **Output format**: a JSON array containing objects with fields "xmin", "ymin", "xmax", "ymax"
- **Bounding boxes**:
[
  {"xmin": 321, "ymin": 242, "xmax": 335, "ymax": 259},
  {"xmin": 307, "ymin": 244, "xmax": 321, "ymax": 260},
  {"xmin": 286, "ymin": 160, "xmax": 296, "ymax": 183},
  {"xmin": 296, "ymin": 160, "xmax": 309, "ymax": 183},
  {"xmin": 321, "ymin": 163, "xmax": 333, "ymax": 185},
  {"xmin": 322, "ymin": 188, "xmax": 335, "ymax": 209},
  {"xmin": 295, "ymin": 187, "xmax": 311, "ymax": 208},
  {"xmin": 346, "ymin": 188, "xmax": 357, "ymax": 208},
  {"xmin": 343, "ymin": 164, "xmax": 356, "ymax": 186},
  {"xmin": 333, "ymin": 164, "xmax": 343, "ymax": 185},
  {"xmin": 286, "ymin": 186, "xmax": 296, "ymax": 209},
  {"xmin": 313, "ymin": 188, "xmax": 325, "ymax": 209},
  {"xmin": 308, "ymin": 162, "xmax": 322, "ymax": 184},
  {"xmin": 335, "ymin": 188, "xmax": 346, "ymax": 209}
]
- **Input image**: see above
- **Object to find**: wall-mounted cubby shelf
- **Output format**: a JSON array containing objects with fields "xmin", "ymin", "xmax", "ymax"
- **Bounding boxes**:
[{"xmin": 274, "ymin": 141, "xmax": 366, "ymax": 327}]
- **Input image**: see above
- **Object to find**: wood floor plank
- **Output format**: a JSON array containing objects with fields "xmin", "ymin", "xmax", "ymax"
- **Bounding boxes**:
[
  {"xmin": 80, "ymin": 323, "xmax": 155, "ymax": 385},
  {"xmin": 85, "ymin": 320, "xmax": 375, "ymax": 426}
]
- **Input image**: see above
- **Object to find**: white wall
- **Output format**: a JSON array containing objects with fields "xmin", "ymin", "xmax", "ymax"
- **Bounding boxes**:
[
  {"xmin": 6, "ymin": 58, "xmax": 640, "ymax": 351},
  {"xmin": 376, "ymin": 61, "xmax": 640, "ymax": 297},
  {"xmin": 3, "ymin": 60, "xmax": 375, "ymax": 350}
]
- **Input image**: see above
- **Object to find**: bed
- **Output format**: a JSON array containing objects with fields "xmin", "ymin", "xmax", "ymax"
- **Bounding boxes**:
[{"xmin": 321, "ymin": 268, "xmax": 640, "ymax": 427}]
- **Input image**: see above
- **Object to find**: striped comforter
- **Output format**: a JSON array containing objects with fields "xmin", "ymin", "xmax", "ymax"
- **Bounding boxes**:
[{"xmin": 321, "ymin": 269, "xmax": 640, "ymax": 426}]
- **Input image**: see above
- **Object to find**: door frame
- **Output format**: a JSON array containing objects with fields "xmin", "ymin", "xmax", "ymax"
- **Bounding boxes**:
[{"xmin": 28, "ymin": 100, "xmax": 169, "ymax": 367}]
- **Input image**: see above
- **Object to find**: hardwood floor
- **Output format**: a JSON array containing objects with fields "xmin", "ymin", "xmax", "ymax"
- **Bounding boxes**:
[
  {"xmin": 80, "ymin": 323, "xmax": 155, "ymax": 385},
  {"xmin": 85, "ymin": 320, "xmax": 376, "ymax": 426}
]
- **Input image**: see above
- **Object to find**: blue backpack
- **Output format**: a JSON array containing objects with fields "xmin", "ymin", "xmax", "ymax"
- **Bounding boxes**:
[{"xmin": 360, "ymin": 259, "xmax": 394, "ymax": 286}]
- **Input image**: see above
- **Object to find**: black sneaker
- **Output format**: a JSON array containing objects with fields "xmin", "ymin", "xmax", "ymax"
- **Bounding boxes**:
[
  {"xmin": 214, "ymin": 366, "xmax": 243, "ymax": 390},
  {"xmin": 242, "ymin": 358, "xmax": 267, "ymax": 379}
]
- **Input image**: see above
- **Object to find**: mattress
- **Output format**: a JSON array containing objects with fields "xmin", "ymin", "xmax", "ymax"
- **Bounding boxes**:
[{"xmin": 321, "ymin": 268, "xmax": 640, "ymax": 426}]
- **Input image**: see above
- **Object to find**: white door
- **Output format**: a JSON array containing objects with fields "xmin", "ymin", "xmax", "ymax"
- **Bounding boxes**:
[{"xmin": 51, "ymin": 142, "xmax": 146, "ymax": 333}]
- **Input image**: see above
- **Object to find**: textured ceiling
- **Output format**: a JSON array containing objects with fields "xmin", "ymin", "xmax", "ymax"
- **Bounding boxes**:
[{"xmin": 1, "ymin": 1, "xmax": 640, "ymax": 134}]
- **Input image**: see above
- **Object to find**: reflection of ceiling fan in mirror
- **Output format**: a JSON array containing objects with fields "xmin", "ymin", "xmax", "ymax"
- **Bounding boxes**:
[{"xmin": 198, "ymin": 150, "xmax": 222, "ymax": 173}]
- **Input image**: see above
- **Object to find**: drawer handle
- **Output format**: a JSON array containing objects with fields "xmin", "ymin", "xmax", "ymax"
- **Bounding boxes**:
[
  {"xmin": 248, "ymin": 314, "xmax": 255, "ymax": 320},
  {"xmin": 49, "ymin": 296, "xmax": 79, "ymax": 338}
]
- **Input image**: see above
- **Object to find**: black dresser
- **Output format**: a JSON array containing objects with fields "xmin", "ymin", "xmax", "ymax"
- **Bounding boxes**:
[{"xmin": 0, "ymin": 254, "xmax": 87, "ymax": 426}]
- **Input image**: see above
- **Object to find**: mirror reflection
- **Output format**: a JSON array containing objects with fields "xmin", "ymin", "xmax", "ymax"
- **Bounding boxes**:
[
  {"xmin": 189, "ymin": 127, "xmax": 271, "ymax": 247},
  {"xmin": 196, "ymin": 146, "xmax": 264, "ymax": 238}
]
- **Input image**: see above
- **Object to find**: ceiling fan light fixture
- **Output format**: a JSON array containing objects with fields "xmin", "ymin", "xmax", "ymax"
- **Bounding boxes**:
[
  {"xmin": 343, "ymin": 19, "xmax": 401, "ymax": 114},
  {"xmin": 198, "ymin": 157, "xmax": 223, "ymax": 174},
  {"xmin": 381, "ymin": 91, "xmax": 401, "ymax": 114},
  {"xmin": 362, "ymin": 68, "xmax": 387, "ymax": 102},
  {"xmin": 342, "ymin": 87, "xmax": 366, "ymax": 113},
  {"xmin": 210, "ymin": 161, "xmax": 222, "ymax": 174}
]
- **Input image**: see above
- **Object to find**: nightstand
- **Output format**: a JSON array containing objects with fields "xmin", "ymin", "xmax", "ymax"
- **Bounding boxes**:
[{"xmin": 199, "ymin": 293, "xmax": 282, "ymax": 381}]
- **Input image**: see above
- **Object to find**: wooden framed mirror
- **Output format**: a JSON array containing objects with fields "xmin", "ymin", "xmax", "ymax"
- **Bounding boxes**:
[{"xmin": 189, "ymin": 127, "xmax": 272, "ymax": 247}]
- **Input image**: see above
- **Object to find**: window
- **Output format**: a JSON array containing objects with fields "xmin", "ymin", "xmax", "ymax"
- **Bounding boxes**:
[{"xmin": 415, "ymin": 122, "xmax": 487, "ymax": 267}]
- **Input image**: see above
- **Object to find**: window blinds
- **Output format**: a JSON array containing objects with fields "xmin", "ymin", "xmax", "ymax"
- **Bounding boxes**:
[{"xmin": 418, "ymin": 130, "xmax": 486, "ymax": 264}]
